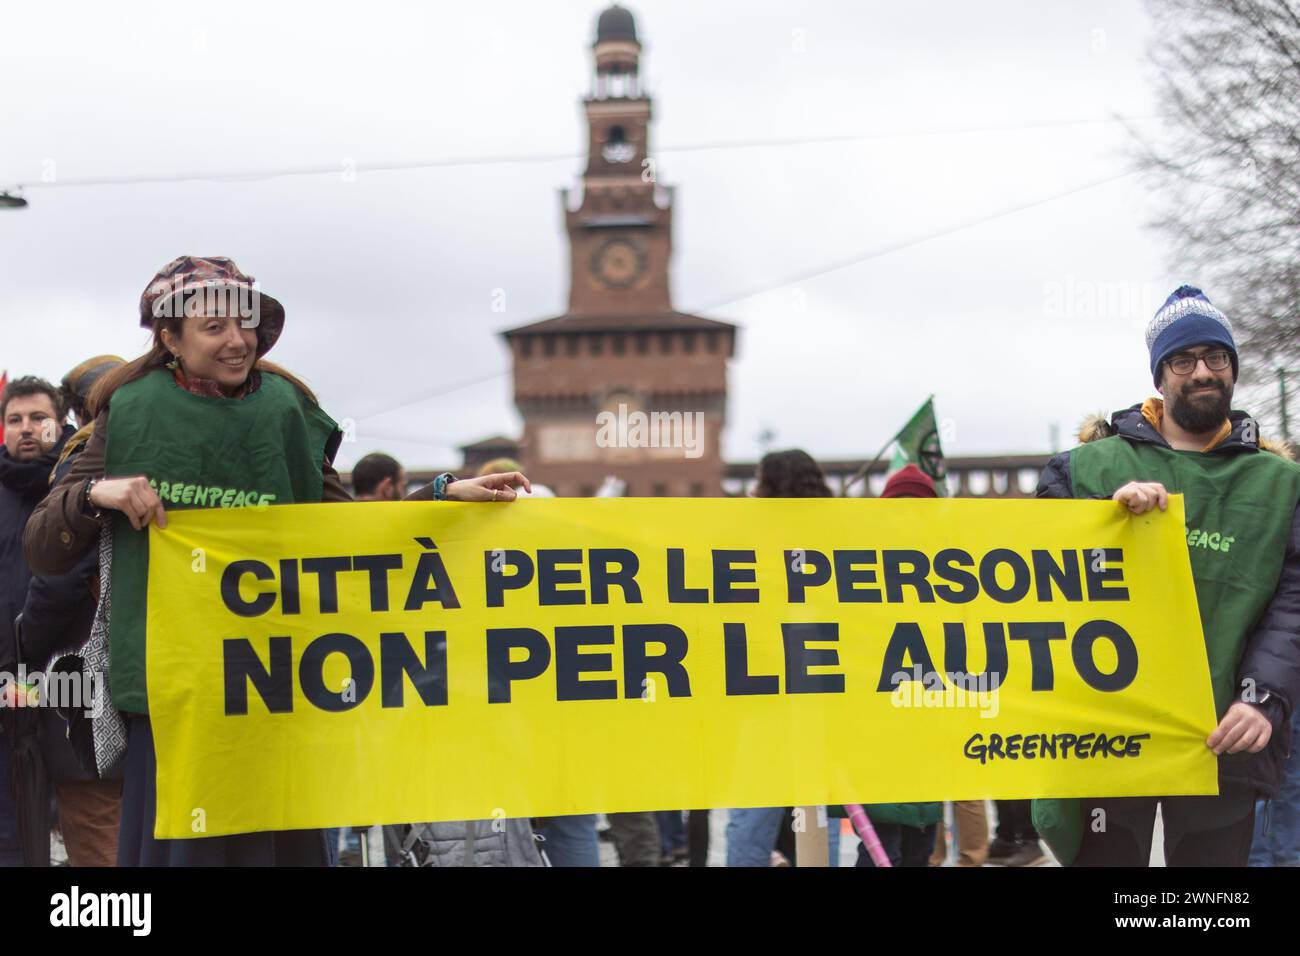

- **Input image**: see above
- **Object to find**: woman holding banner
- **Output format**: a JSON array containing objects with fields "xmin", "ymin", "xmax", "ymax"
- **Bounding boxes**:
[{"xmin": 24, "ymin": 255, "xmax": 527, "ymax": 867}]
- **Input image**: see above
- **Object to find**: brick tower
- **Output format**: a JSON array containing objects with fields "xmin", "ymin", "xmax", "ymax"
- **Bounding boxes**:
[{"xmin": 501, "ymin": 4, "xmax": 737, "ymax": 497}]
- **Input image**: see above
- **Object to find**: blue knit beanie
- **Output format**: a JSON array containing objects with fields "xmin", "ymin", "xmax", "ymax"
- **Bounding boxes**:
[{"xmin": 1145, "ymin": 286, "xmax": 1237, "ymax": 387}]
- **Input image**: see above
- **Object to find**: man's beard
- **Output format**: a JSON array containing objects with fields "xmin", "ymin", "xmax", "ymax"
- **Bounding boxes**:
[
  {"xmin": 1168, "ymin": 379, "xmax": 1232, "ymax": 434},
  {"xmin": 8, "ymin": 441, "xmax": 45, "ymax": 462}
]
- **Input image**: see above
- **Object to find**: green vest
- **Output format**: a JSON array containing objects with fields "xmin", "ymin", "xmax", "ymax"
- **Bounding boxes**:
[
  {"xmin": 104, "ymin": 370, "xmax": 339, "ymax": 713},
  {"xmin": 1033, "ymin": 431, "xmax": 1300, "ymax": 864}
]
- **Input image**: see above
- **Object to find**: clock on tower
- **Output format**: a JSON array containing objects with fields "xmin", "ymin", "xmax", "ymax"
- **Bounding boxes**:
[{"xmin": 592, "ymin": 237, "xmax": 646, "ymax": 288}]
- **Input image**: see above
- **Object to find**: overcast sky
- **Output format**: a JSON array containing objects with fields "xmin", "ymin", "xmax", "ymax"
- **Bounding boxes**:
[{"xmin": 1, "ymin": 0, "xmax": 1212, "ymax": 472}]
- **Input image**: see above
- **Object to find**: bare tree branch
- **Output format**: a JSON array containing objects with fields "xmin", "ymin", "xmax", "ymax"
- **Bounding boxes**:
[{"xmin": 1140, "ymin": 0, "xmax": 1300, "ymax": 440}]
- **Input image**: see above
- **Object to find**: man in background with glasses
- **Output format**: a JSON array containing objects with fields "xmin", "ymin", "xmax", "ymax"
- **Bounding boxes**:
[{"xmin": 1030, "ymin": 285, "xmax": 1300, "ymax": 866}]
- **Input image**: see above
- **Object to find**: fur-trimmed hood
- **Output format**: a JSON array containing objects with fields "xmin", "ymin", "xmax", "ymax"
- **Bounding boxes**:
[
  {"xmin": 1076, "ymin": 404, "xmax": 1294, "ymax": 460},
  {"xmin": 1077, "ymin": 413, "xmax": 1114, "ymax": 446},
  {"xmin": 1260, "ymin": 435, "xmax": 1294, "ymax": 459}
]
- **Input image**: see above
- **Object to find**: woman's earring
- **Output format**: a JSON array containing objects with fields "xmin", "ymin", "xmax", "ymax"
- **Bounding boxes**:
[{"xmin": 166, "ymin": 354, "xmax": 179, "ymax": 370}]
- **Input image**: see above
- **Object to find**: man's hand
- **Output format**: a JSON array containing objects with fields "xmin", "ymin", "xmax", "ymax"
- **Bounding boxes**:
[
  {"xmin": 1207, "ymin": 701, "xmax": 1273, "ymax": 755},
  {"xmin": 445, "ymin": 471, "xmax": 532, "ymax": 503},
  {"xmin": 1112, "ymin": 481, "xmax": 1169, "ymax": 515},
  {"xmin": 90, "ymin": 475, "xmax": 168, "ymax": 530}
]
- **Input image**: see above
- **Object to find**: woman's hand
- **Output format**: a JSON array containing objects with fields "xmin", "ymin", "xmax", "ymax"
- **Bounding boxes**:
[
  {"xmin": 445, "ymin": 471, "xmax": 532, "ymax": 503},
  {"xmin": 89, "ymin": 476, "xmax": 168, "ymax": 530}
]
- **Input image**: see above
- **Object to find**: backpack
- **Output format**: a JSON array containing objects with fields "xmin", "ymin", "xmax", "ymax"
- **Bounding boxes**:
[{"xmin": 389, "ymin": 818, "xmax": 545, "ymax": 867}]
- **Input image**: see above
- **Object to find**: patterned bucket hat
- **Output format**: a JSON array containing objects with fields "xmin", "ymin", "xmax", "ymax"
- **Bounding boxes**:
[{"xmin": 138, "ymin": 255, "xmax": 285, "ymax": 356}]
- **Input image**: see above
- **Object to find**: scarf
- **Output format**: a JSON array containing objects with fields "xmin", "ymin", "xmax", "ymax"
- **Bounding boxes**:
[
  {"xmin": 172, "ymin": 366, "xmax": 261, "ymax": 400},
  {"xmin": 85, "ymin": 524, "xmax": 128, "ymax": 776},
  {"xmin": 0, "ymin": 429, "xmax": 71, "ymax": 500}
]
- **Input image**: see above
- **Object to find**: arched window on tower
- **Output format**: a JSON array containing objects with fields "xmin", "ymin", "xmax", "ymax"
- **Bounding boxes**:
[
  {"xmin": 596, "ymin": 70, "xmax": 640, "ymax": 100},
  {"xmin": 602, "ymin": 125, "xmax": 636, "ymax": 164}
]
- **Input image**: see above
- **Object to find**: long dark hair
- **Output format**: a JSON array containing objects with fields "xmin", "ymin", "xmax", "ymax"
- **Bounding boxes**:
[
  {"xmin": 755, "ymin": 449, "xmax": 832, "ymax": 498},
  {"xmin": 88, "ymin": 314, "xmax": 318, "ymax": 417}
]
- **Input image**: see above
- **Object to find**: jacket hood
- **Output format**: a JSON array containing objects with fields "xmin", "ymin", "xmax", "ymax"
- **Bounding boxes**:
[
  {"xmin": 1076, "ymin": 403, "xmax": 1293, "ymax": 459},
  {"xmin": 1260, "ymin": 436, "xmax": 1295, "ymax": 460},
  {"xmin": 1077, "ymin": 413, "xmax": 1113, "ymax": 445}
]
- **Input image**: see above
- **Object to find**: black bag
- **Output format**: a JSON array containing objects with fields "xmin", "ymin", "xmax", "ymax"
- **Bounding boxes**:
[{"xmin": 36, "ymin": 655, "xmax": 122, "ymax": 783}]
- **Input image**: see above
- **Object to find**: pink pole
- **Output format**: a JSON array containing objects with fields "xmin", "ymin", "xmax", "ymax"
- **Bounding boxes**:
[{"xmin": 844, "ymin": 804, "xmax": 892, "ymax": 868}]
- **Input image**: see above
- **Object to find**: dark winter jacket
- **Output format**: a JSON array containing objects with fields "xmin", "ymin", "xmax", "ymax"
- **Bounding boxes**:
[
  {"xmin": 19, "ymin": 438, "xmax": 114, "ymax": 782},
  {"xmin": 1036, "ymin": 403, "xmax": 1300, "ymax": 798},
  {"xmin": 24, "ymin": 421, "xmax": 99, "ymax": 671},
  {"xmin": 0, "ymin": 426, "xmax": 75, "ymax": 676}
]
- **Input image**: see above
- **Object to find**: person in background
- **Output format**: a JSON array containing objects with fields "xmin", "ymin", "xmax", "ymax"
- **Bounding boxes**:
[
  {"xmin": 869, "ymin": 463, "xmax": 991, "ymax": 869},
  {"xmin": 848, "ymin": 464, "xmax": 944, "ymax": 867},
  {"xmin": 333, "ymin": 451, "xmax": 409, "ymax": 863},
  {"xmin": 14, "ymin": 357, "xmax": 127, "ymax": 866},
  {"xmin": 53, "ymin": 360, "xmax": 126, "ymax": 470},
  {"xmin": 656, "ymin": 810, "xmax": 688, "ymax": 866},
  {"xmin": 351, "ymin": 452, "xmax": 407, "ymax": 501},
  {"xmin": 688, "ymin": 808, "xmax": 711, "ymax": 867},
  {"xmin": 988, "ymin": 801, "xmax": 1042, "ymax": 866},
  {"xmin": 385, "ymin": 461, "xmax": 551, "ymax": 867},
  {"xmin": 727, "ymin": 449, "xmax": 831, "ymax": 867},
  {"xmin": 929, "ymin": 801, "xmax": 989, "ymax": 868},
  {"xmin": 1249, "ymin": 708, "xmax": 1300, "ymax": 866},
  {"xmin": 0, "ymin": 376, "xmax": 76, "ymax": 865},
  {"xmin": 470, "ymin": 458, "xmax": 596, "ymax": 865},
  {"xmin": 387, "ymin": 819, "xmax": 544, "ymax": 868}
]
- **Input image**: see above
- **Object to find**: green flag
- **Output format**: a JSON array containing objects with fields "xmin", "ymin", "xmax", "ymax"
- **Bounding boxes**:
[{"xmin": 886, "ymin": 396, "xmax": 948, "ymax": 496}]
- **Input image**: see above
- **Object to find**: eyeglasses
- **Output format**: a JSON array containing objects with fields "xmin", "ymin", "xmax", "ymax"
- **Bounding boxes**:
[{"xmin": 1164, "ymin": 349, "xmax": 1232, "ymax": 376}]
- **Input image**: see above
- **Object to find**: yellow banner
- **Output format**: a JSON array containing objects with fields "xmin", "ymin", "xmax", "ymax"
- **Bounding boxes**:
[{"xmin": 145, "ymin": 497, "xmax": 1217, "ymax": 839}]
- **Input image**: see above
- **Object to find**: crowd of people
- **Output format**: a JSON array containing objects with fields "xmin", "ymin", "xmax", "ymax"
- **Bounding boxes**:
[{"xmin": 1, "ymin": 256, "xmax": 1297, "ymax": 868}]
